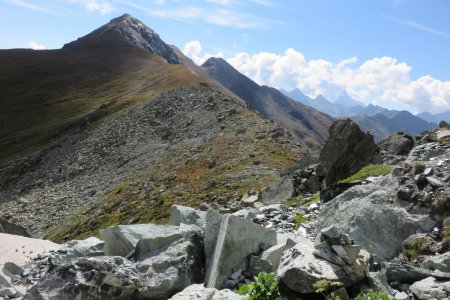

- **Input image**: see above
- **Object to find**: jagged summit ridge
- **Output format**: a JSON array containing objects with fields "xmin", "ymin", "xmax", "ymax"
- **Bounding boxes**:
[{"xmin": 64, "ymin": 14, "xmax": 180, "ymax": 64}]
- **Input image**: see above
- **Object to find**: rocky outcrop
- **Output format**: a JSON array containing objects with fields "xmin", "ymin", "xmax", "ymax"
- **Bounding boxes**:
[
  {"xmin": 64, "ymin": 14, "xmax": 180, "ymax": 64},
  {"xmin": 25, "ymin": 256, "xmax": 142, "ymax": 300},
  {"xmin": 380, "ymin": 132, "xmax": 415, "ymax": 155},
  {"xmin": 410, "ymin": 276, "xmax": 450, "ymax": 300},
  {"xmin": 319, "ymin": 118, "xmax": 380, "ymax": 185},
  {"xmin": 315, "ymin": 176, "xmax": 436, "ymax": 261},
  {"xmin": 100, "ymin": 223, "xmax": 204, "ymax": 299},
  {"xmin": 277, "ymin": 229, "xmax": 370, "ymax": 294},
  {"xmin": 257, "ymin": 176, "xmax": 295, "ymax": 205}
]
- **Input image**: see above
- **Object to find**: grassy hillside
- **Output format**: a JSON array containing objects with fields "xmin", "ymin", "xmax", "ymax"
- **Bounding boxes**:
[{"xmin": 0, "ymin": 41, "xmax": 206, "ymax": 163}]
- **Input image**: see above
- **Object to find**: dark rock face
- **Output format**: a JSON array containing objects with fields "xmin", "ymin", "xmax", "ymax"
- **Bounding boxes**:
[
  {"xmin": 319, "ymin": 118, "xmax": 380, "ymax": 185},
  {"xmin": 64, "ymin": 14, "xmax": 180, "ymax": 64},
  {"xmin": 0, "ymin": 218, "xmax": 30, "ymax": 237},
  {"xmin": 380, "ymin": 132, "xmax": 415, "ymax": 155}
]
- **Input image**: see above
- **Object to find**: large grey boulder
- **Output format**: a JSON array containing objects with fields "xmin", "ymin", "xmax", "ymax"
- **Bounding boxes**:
[
  {"xmin": 169, "ymin": 205, "xmax": 206, "ymax": 231},
  {"xmin": 410, "ymin": 276, "xmax": 450, "ymax": 300},
  {"xmin": 380, "ymin": 132, "xmax": 415, "ymax": 155},
  {"xmin": 134, "ymin": 224, "xmax": 205, "ymax": 300},
  {"xmin": 61, "ymin": 237, "xmax": 105, "ymax": 257},
  {"xmin": 25, "ymin": 256, "xmax": 142, "ymax": 300},
  {"xmin": 169, "ymin": 284, "xmax": 245, "ymax": 299},
  {"xmin": 316, "ymin": 176, "xmax": 435, "ymax": 261},
  {"xmin": 277, "ymin": 238, "xmax": 370, "ymax": 294},
  {"xmin": 319, "ymin": 119, "xmax": 380, "ymax": 185},
  {"xmin": 258, "ymin": 176, "xmax": 294, "ymax": 205},
  {"xmin": 100, "ymin": 223, "xmax": 205, "ymax": 299},
  {"xmin": 205, "ymin": 210, "xmax": 277, "ymax": 288},
  {"xmin": 421, "ymin": 252, "xmax": 450, "ymax": 273},
  {"xmin": 100, "ymin": 224, "xmax": 159, "ymax": 257},
  {"xmin": 385, "ymin": 263, "xmax": 450, "ymax": 283}
]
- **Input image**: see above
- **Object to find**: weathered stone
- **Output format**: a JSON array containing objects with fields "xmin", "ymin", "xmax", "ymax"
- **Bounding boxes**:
[
  {"xmin": 101, "ymin": 224, "xmax": 159, "ymax": 257},
  {"xmin": 391, "ymin": 166, "xmax": 403, "ymax": 177},
  {"xmin": 380, "ymin": 132, "xmax": 414, "ymax": 156},
  {"xmin": 169, "ymin": 284, "xmax": 245, "ymax": 299},
  {"xmin": 260, "ymin": 243, "xmax": 286, "ymax": 271},
  {"xmin": 169, "ymin": 205, "xmax": 206, "ymax": 231},
  {"xmin": 258, "ymin": 176, "xmax": 294, "ymax": 205},
  {"xmin": 367, "ymin": 271, "xmax": 392, "ymax": 295},
  {"xmin": 277, "ymin": 238, "xmax": 370, "ymax": 294},
  {"xmin": 437, "ymin": 129, "xmax": 450, "ymax": 140},
  {"xmin": 249, "ymin": 255, "xmax": 273, "ymax": 275},
  {"xmin": 319, "ymin": 119, "xmax": 380, "ymax": 185},
  {"xmin": 394, "ymin": 291, "xmax": 409, "ymax": 300},
  {"xmin": 421, "ymin": 252, "xmax": 450, "ymax": 273},
  {"xmin": 410, "ymin": 276, "xmax": 449, "ymax": 300},
  {"xmin": 61, "ymin": 237, "xmax": 105, "ymax": 258},
  {"xmin": 135, "ymin": 224, "xmax": 204, "ymax": 299},
  {"xmin": 0, "ymin": 218, "xmax": 30, "ymax": 237},
  {"xmin": 241, "ymin": 192, "xmax": 259, "ymax": 207},
  {"xmin": 2, "ymin": 262, "xmax": 23, "ymax": 276},
  {"xmin": 384, "ymin": 263, "xmax": 450, "ymax": 283},
  {"xmin": 205, "ymin": 210, "xmax": 277, "ymax": 288},
  {"xmin": 320, "ymin": 225, "xmax": 340, "ymax": 239},
  {"xmin": 25, "ymin": 256, "xmax": 142, "ymax": 300},
  {"xmin": 316, "ymin": 176, "xmax": 435, "ymax": 261},
  {"xmin": 231, "ymin": 208, "xmax": 257, "ymax": 221},
  {"xmin": 100, "ymin": 223, "xmax": 204, "ymax": 299},
  {"xmin": 426, "ymin": 176, "xmax": 444, "ymax": 188}
]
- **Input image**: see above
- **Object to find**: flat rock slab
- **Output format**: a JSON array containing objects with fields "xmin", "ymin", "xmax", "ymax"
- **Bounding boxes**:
[
  {"xmin": 316, "ymin": 176, "xmax": 435, "ymax": 261},
  {"xmin": 277, "ymin": 239, "xmax": 370, "ymax": 294},
  {"xmin": 205, "ymin": 210, "xmax": 277, "ymax": 288}
]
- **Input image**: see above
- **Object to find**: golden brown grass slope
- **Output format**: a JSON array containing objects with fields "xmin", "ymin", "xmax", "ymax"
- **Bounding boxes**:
[{"xmin": 0, "ymin": 37, "xmax": 207, "ymax": 163}]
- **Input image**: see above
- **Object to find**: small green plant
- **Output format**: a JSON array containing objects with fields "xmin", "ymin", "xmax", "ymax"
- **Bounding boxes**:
[
  {"xmin": 355, "ymin": 291, "xmax": 392, "ymax": 300},
  {"xmin": 403, "ymin": 237, "xmax": 433, "ymax": 259},
  {"xmin": 301, "ymin": 193, "xmax": 320, "ymax": 208},
  {"xmin": 292, "ymin": 213, "xmax": 310, "ymax": 230},
  {"xmin": 340, "ymin": 164, "xmax": 393, "ymax": 183},
  {"xmin": 235, "ymin": 272, "xmax": 280, "ymax": 300},
  {"xmin": 313, "ymin": 280, "xmax": 343, "ymax": 300}
]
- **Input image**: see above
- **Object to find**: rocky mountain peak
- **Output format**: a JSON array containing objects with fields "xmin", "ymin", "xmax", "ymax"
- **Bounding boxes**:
[{"xmin": 64, "ymin": 13, "xmax": 180, "ymax": 64}]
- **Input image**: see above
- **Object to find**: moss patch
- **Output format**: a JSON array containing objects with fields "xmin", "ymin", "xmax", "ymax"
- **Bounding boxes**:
[{"xmin": 340, "ymin": 164, "xmax": 393, "ymax": 183}]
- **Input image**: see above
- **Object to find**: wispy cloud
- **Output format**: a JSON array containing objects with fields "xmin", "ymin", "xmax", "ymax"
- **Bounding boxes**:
[
  {"xmin": 4, "ymin": 0, "xmax": 61, "ymax": 15},
  {"xmin": 113, "ymin": 0, "xmax": 277, "ymax": 28},
  {"xmin": 385, "ymin": 15, "xmax": 450, "ymax": 40},
  {"xmin": 70, "ymin": 0, "xmax": 114, "ymax": 15},
  {"xmin": 26, "ymin": 40, "xmax": 46, "ymax": 50}
]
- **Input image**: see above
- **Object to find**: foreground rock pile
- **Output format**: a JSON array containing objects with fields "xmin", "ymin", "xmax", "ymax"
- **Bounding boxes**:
[{"xmin": 1, "ymin": 121, "xmax": 449, "ymax": 299}]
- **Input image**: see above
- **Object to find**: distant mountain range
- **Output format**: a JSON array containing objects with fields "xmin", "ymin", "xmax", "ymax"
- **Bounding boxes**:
[
  {"xmin": 282, "ymin": 88, "xmax": 443, "ymax": 140},
  {"xmin": 201, "ymin": 58, "xmax": 334, "ymax": 148}
]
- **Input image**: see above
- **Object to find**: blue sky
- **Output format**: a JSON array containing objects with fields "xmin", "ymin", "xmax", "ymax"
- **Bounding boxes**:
[{"xmin": 1, "ymin": 0, "xmax": 449, "ymax": 113}]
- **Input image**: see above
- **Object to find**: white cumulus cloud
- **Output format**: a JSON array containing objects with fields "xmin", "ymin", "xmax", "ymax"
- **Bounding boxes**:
[
  {"xmin": 183, "ymin": 40, "xmax": 224, "ymax": 65},
  {"xmin": 185, "ymin": 41, "xmax": 450, "ymax": 113},
  {"xmin": 26, "ymin": 41, "xmax": 46, "ymax": 50},
  {"xmin": 71, "ymin": 0, "xmax": 113, "ymax": 15}
]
